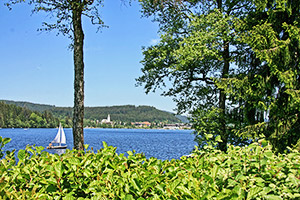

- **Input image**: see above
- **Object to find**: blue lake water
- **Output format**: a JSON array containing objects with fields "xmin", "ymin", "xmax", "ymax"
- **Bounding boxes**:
[{"xmin": 0, "ymin": 128, "xmax": 196, "ymax": 160}]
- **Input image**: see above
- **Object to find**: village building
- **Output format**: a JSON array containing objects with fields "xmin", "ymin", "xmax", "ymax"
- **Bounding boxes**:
[
  {"xmin": 101, "ymin": 114, "xmax": 113, "ymax": 125},
  {"xmin": 131, "ymin": 121, "xmax": 151, "ymax": 128}
]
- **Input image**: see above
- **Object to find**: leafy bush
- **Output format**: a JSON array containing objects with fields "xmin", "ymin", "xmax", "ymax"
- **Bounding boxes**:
[
  {"xmin": 0, "ymin": 137, "xmax": 11, "ymax": 159},
  {"xmin": 0, "ymin": 136, "xmax": 299, "ymax": 199}
]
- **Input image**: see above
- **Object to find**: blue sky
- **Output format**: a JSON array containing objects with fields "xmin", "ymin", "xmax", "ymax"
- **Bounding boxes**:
[{"xmin": 0, "ymin": 1, "xmax": 177, "ymax": 112}]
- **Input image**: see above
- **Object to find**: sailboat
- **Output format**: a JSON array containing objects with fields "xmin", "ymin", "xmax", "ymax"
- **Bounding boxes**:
[{"xmin": 47, "ymin": 123, "xmax": 67, "ymax": 149}]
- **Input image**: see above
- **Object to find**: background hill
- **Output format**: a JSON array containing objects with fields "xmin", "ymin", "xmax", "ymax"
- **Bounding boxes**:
[
  {"xmin": 1, "ymin": 100, "xmax": 185, "ymax": 123},
  {"xmin": 0, "ymin": 101, "xmax": 59, "ymax": 128},
  {"xmin": 1, "ymin": 100, "xmax": 55, "ymax": 112}
]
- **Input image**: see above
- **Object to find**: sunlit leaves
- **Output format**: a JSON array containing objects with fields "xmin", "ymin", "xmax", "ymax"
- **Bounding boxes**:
[
  {"xmin": 137, "ymin": 0, "xmax": 260, "ymax": 152},
  {"xmin": 175, "ymin": 9, "xmax": 233, "ymax": 67},
  {"xmin": 0, "ymin": 137, "xmax": 11, "ymax": 158},
  {"xmin": 1, "ymin": 136, "xmax": 299, "ymax": 198},
  {"xmin": 17, "ymin": 149, "xmax": 26, "ymax": 162},
  {"xmin": 137, "ymin": 1, "xmax": 236, "ymax": 114},
  {"xmin": 228, "ymin": 0, "xmax": 300, "ymax": 152}
]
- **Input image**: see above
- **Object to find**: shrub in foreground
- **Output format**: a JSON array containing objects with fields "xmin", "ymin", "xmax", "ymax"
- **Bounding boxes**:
[{"xmin": 0, "ymin": 137, "xmax": 299, "ymax": 199}]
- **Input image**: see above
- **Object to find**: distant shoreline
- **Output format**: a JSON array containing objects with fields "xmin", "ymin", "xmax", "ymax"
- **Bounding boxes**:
[{"xmin": 0, "ymin": 127, "xmax": 193, "ymax": 131}]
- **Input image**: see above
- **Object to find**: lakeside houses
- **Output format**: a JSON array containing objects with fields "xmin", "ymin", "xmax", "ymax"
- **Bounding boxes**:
[
  {"xmin": 131, "ymin": 121, "xmax": 151, "ymax": 128},
  {"xmin": 87, "ymin": 114, "xmax": 192, "ymax": 129},
  {"xmin": 130, "ymin": 122, "xmax": 192, "ymax": 129},
  {"xmin": 163, "ymin": 123, "xmax": 192, "ymax": 130}
]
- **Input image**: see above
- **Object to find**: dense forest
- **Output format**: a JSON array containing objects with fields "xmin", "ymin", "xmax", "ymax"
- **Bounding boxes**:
[
  {"xmin": 84, "ymin": 105, "xmax": 181, "ymax": 123},
  {"xmin": 0, "ymin": 100, "xmax": 183, "ymax": 125},
  {"xmin": 0, "ymin": 102, "xmax": 59, "ymax": 128},
  {"xmin": 0, "ymin": 100, "xmax": 55, "ymax": 112}
]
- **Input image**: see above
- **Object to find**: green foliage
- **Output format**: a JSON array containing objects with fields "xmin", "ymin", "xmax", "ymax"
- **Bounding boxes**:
[
  {"xmin": 217, "ymin": 0, "xmax": 300, "ymax": 152},
  {"xmin": 137, "ymin": 0, "xmax": 300, "ymax": 152},
  {"xmin": 137, "ymin": 0, "xmax": 253, "ymax": 151},
  {"xmin": 1, "ymin": 138, "xmax": 300, "ymax": 199},
  {"xmin": 0, "ymin": 102, "xmax": 59, "ymax": 128},
  {"xmin": 191, "ymin": 107, "xmax": 250, "ymax": 149},
  {"xmin": 0, "ymin": 136, "xmax": 11, "ymax": 159},
  {"xmin": 1, "ymin": 101, "xmax": 182, "ymax": 124},
  {"xmin": 0, "ymin": 100, "xmax": 55, "ymax": 113},
  {"xmin": 84, "ymin": 105, "xmax": 181, "ymax": 123}
]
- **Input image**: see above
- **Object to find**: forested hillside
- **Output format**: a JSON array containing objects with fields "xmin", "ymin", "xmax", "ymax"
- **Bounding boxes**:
[
  {"xmin": 0, "ymin": 100, "xmax": 182, "ymax": 123},
  {"xmin": 1, "ymin": 100, "xmax": 55, "ymax": 112},
  {"xmin": 0, "ymin": 102, "xmax": 59, "ymax": 128},
  {"xmin": 84, "ymin": 105, "xmax": 181, "ymax": 123}
]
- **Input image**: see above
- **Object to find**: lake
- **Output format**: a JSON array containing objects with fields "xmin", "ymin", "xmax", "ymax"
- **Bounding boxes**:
[{"xmin": 0, "ymin": 128, "xmax": 196, "ymax": 160}]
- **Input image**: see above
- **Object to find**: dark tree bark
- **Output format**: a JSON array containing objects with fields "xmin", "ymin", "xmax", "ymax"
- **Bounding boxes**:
[
  {"xmin": 72, "ymin": 4, "xmax": 85, "ymax": 150},
  {"xmin": 219, "ymin": 40, "xmax": 230, "ymax": 152},
  {"xmin": 217, "ymin": 0, "xmax": 229, "ymax": 152}
]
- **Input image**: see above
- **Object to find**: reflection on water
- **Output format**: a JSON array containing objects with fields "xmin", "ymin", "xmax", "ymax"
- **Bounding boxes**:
[{"xmin": 47, "ymin": 149, "xmax": 66, "ymax": 155}]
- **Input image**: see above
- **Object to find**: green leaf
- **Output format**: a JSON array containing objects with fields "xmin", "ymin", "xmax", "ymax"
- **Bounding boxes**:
[
  {"xmin": 17, "ymin": 149, "xmax": 26, "ymax": 161},
  {"xmin": 264, "ymin": 150, "xmax": 273, "ymax": 158},
  {"xmin": 177, "ymin": 185, "xmax": 192, "ymax": 196},
  {"xmin": 131, "ymin": 178, "xmax": 141, "ymax": 191},
  {"xmin": 41, "ymin": 151, "xmax": 48, "ymax": 157},
  {"xmin": 102, "ymin": 141, "xmax": 108, "ymax": 149},
  {"xmin": 63, "ymin": 193, "xmax": 76, "ymax": 200},
  {"xmin": 84, "ymin": 144, "xmax": 89, "ymax": 150},
  {"xmin": 54, "ymin": 161, "xmax": 63, "ymax": 178},
  {"xmin": 211, "ymin": 164, "xmax": 219, "ymax": 180},
  {"xmin": 68, "ymin": 157, "xmax": 80, "ymax": 165},
  {"xmin": 254, "ymin": 177, "xmax": 265, "ymax": 183},
  {"xmin": 124, "ymin": 194, "xmax": 134, "ymax": 200},
  {"xmin": 206, "ymin": 134, "xmax": 213, "ymax": 139},
  {"xmin": 155, "ymin": 184, "xmax": 165, "ymax": 194},
  {"xmin": 36, "ymin": 146, "xmax": 44, "ymax": 154},
  {"xmin": 127, "ymin": 151, "xmax": 133, "ymax": 156},
  {"xmin": 259, "ymin": 139, "xmax": 268, "ymax": 147},
  {"xmin": 227, "ymin": 179, "xmax": 238, "ymax": 187},
  {"xmin": 247, "ymin": 187, "xmax": 262, "ymax": 199},
  {"xmin": 170, "ymin": 179, "xmax": 180, "ymax": 191},
  {"xmin": 215, "ymin": 135, "xmax": 222, "ymax": 142},
  {"xmin": 46, "ymin": 184, "xmax": 57, "ymax": 192},
  {"xmin": 264, "ymin": 195, "xmax": 282, "ymax": 200},
  {"xmin": 2, "ymin": 138, "xmax": 11, "ymax": 146}
]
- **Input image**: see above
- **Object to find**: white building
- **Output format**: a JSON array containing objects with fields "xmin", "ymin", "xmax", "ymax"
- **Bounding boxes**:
[{"xmin": 101, "ymin": 114, "xmax": 111, "ymax": 124}]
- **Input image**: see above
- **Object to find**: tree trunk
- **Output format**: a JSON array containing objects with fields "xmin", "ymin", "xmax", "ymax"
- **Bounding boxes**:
[
  {"xmin": 219, "ymin": 40, "xmax": 230, "ymax": 152},
  {"xmin": 72, "ymin": 6, "xmax": 85, "ymax": 150},
  {"xmin": 216, "ymin": 0, "xmax": 229, "ymax": 152}
]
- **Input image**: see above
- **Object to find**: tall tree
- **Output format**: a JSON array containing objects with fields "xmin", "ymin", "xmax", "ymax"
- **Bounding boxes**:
[
  {"xmin": 137, "ymin": 0, "xmax": 253, "ymax": 151},
  {"xmin": 220, "ymin": 0, "xmax": 300, "ymax": 152},
  {"xmin": 5, "ymin": 0, "xmax": 106, "ymax": 150}
]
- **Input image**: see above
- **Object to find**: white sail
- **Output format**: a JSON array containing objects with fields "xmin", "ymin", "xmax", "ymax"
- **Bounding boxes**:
[
  {"xmin": 52, "ymin": 125, "xmax": 61, "ymax": 143},
  {"xmin": 47, "ymin": 123, "xmax": 67, "ymax": 149},
  {"xmin": 60, "ymin": 126, "xmax": 66, "ymax": 144},
  {"xmin": 51, "ymin": 123, "xmax": 66, "ymax": 144}
]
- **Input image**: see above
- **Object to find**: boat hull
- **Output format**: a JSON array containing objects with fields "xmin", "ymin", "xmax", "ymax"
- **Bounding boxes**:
[{"xmin": 47, "ymin": 145, "xmax": 67, "ymax": 149}]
